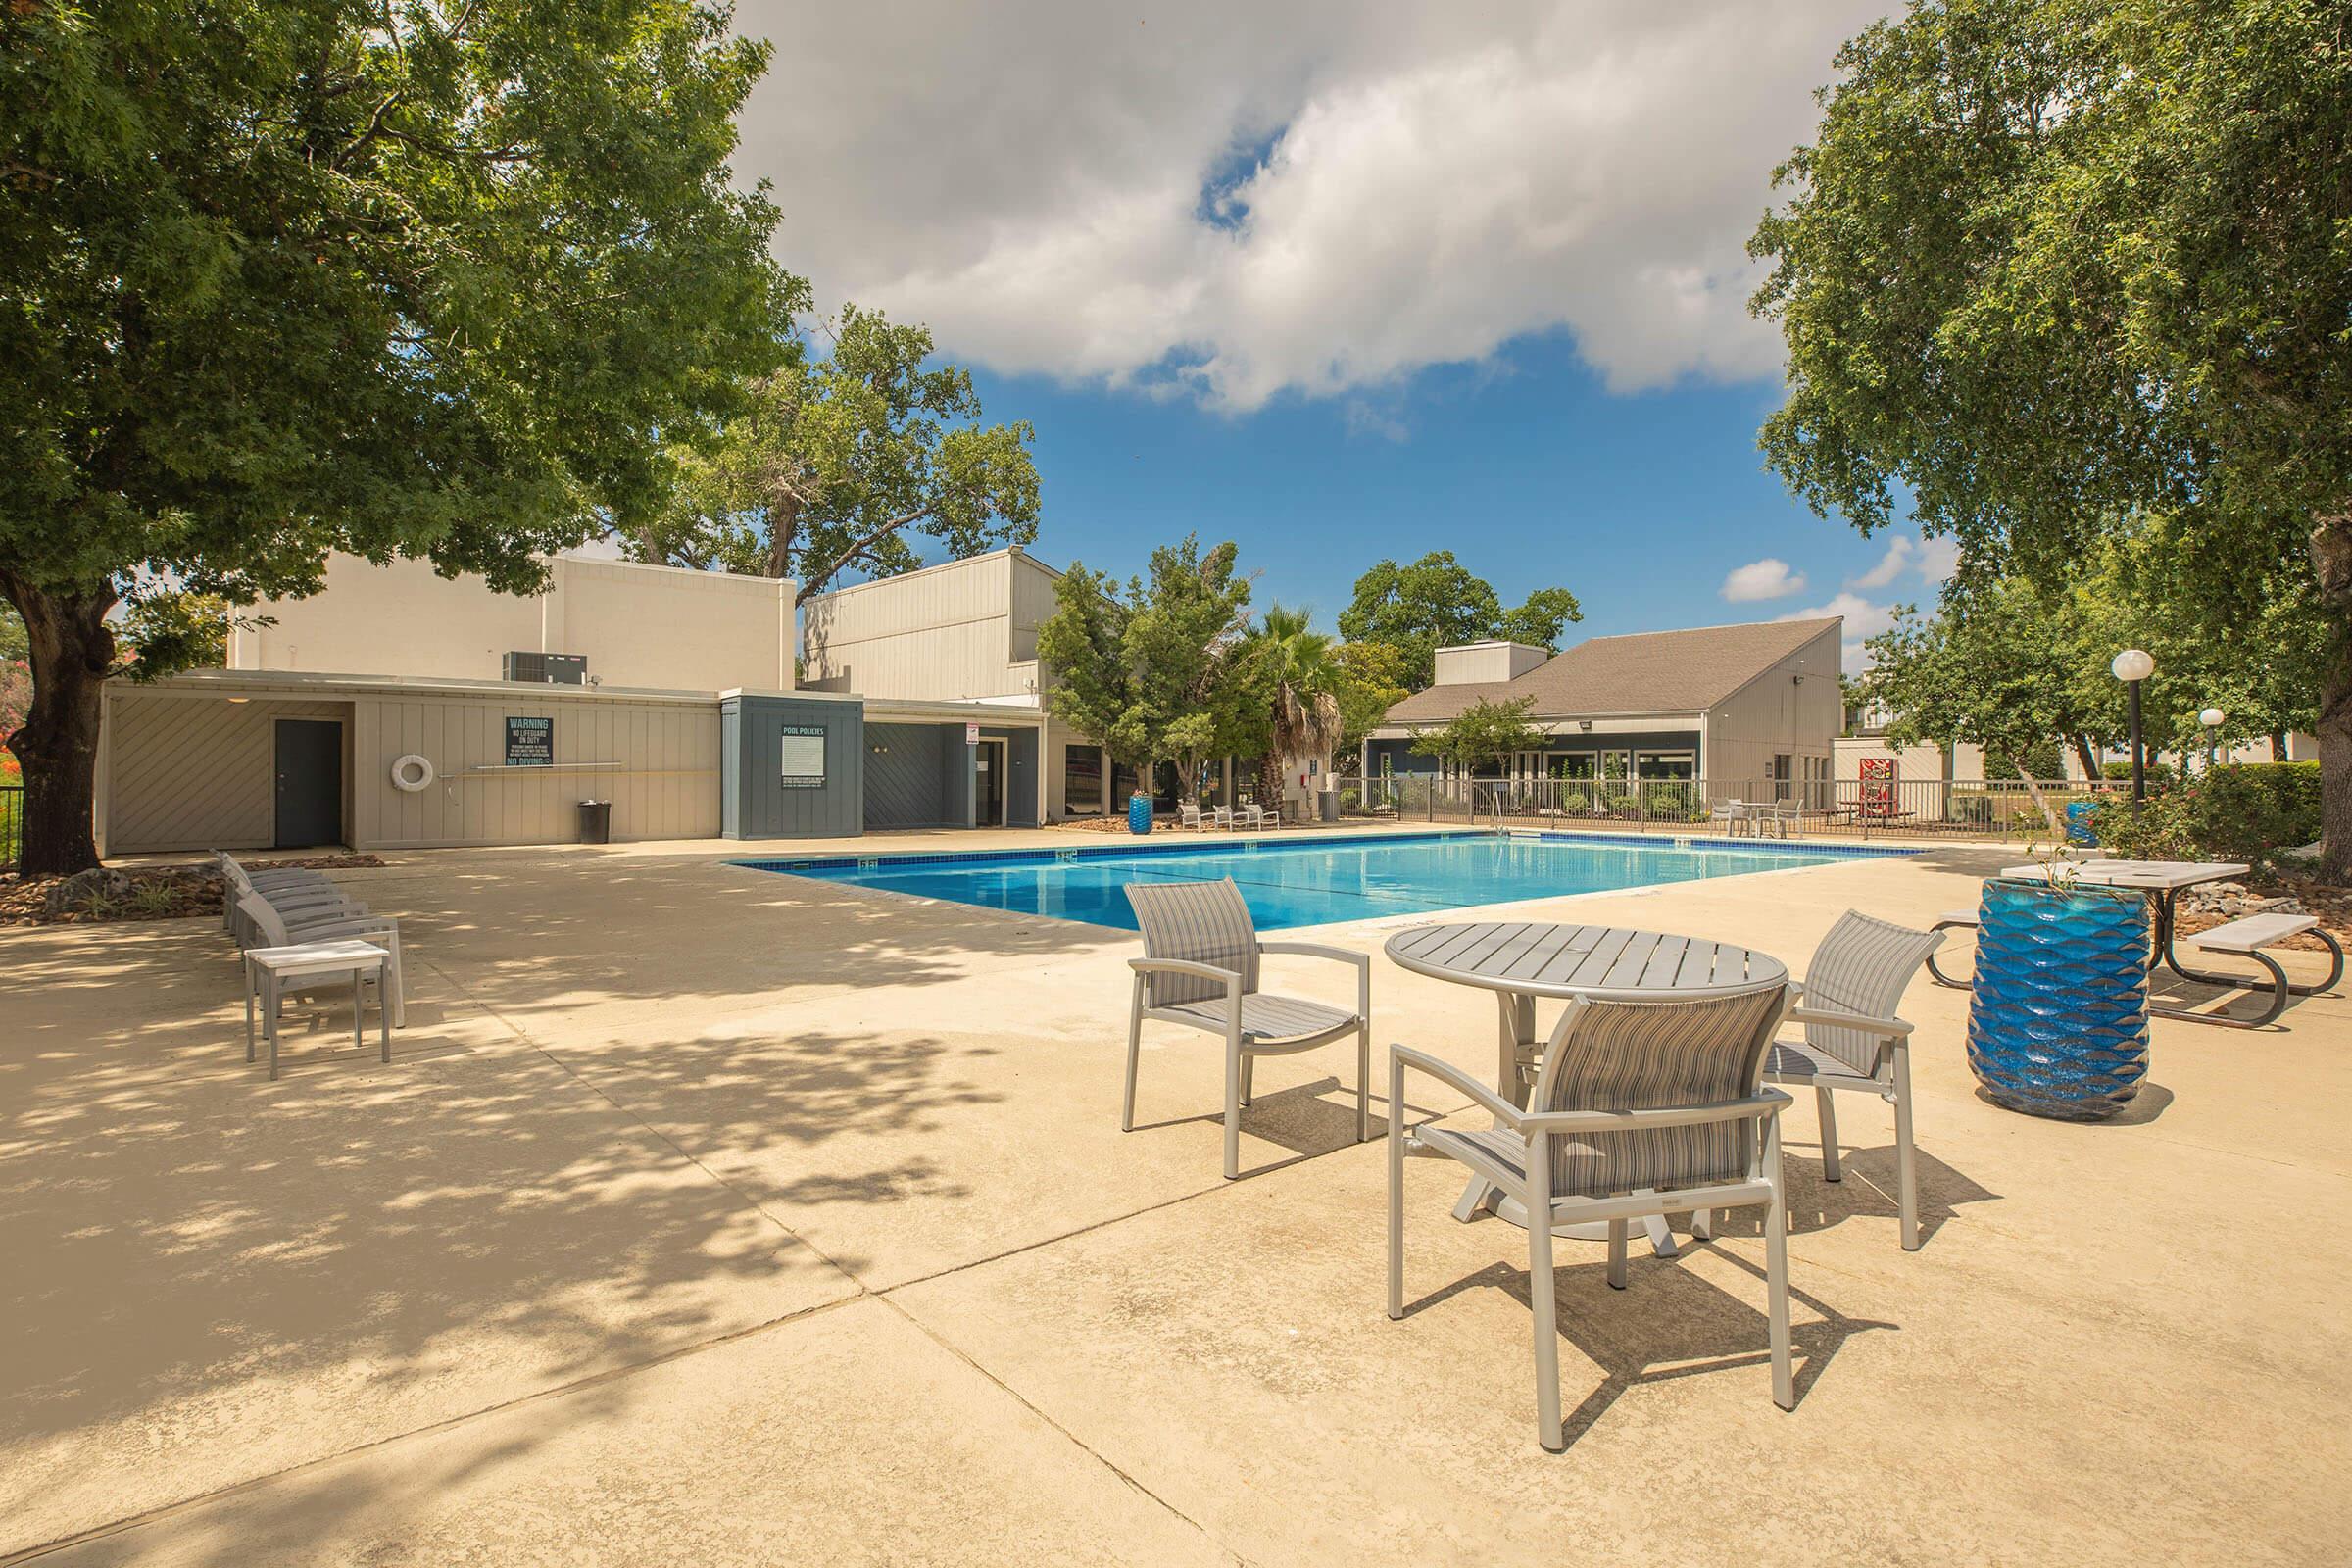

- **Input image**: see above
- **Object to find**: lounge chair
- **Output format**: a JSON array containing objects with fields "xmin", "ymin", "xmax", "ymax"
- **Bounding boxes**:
[
  {"xmin": 1122, "ymin": 878, "xmax": 1371, "ymax": 1179},
  {"xmin": 1708, "ymin": 910, "xmax": 1942, "ymax": 1250},
  {"xmin": 1389, "ymin": 983, "xmax": 1797, "ymax": 1447},
  {"xmin": 231, "ymin": 883, "xmax": 407, "ymax": 1029},
  {"xmin": 1177, "ymin": 800, "xmax": 1211, "ymax": 831}
]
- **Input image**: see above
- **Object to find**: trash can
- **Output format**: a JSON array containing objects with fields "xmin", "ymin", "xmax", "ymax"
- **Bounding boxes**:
[
  {"xmin": 1317, "ymin": 789, "xmax": 1340, "ymax": 824},
  {"xmin": 577, "ymin": 799, "xmax": 612, "ymax": 844}
]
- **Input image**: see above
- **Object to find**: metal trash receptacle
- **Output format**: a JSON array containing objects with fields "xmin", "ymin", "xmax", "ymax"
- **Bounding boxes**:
[{"xmin": 577, "ymin": 800, "xmax": 612, "ymax": 844}]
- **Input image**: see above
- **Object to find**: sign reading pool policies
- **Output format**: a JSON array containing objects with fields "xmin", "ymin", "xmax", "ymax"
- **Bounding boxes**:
[
  {"xmin": 505, "ymin": 715, "xmax": 554, "ymax": 766},
  {"xmin": 779, "ymin": 724, "xmax": 827, "ymax": 788}
]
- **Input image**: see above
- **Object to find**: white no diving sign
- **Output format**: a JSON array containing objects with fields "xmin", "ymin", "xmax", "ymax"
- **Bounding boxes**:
[{"xmin": 965, "ymin": 723, "xmax": 980, "ymax": 746}]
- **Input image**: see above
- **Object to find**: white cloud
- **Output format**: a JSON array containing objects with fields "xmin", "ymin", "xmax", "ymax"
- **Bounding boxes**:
[
  {"xmin": 1913, "ymin": 533, "xmax": 1962, "ymax": 583},
  {"xmin": 1721, "ymin": 558, "xmax": 1806, "ymax": 602},
  {"xmin": 1847, "ymin": 531, "xmax": 1962, "ymax": 591},
  {"xmin": 730, "ymin": 2, "xmax": 1886, "ymax": 411},
  {"xmin": 1782, "ymin": 590, "xmax": 1898, "ymax": 676},
  {"xmin": 1847, "ymin": 536, "xmax": 1914, "ymax": 589}
]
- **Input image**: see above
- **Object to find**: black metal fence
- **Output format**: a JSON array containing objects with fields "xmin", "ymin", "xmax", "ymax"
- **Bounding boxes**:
[
  {"xmin": 0, "ymin": 783, "xmax": 21, "ymax": 874},
  {"xmin": 1336, "ymin": 774, "xmax": 2126, "ymax": 841}
]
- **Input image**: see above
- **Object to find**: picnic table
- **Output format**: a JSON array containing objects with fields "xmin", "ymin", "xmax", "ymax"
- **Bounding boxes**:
[
  {"xmin": 1995, "ymin": 858, "xmax": 2257, "ymax": 1022},
  {"xmin": 1383, "ymin": 921, "xmax": 1789, "ymax": 1258}
]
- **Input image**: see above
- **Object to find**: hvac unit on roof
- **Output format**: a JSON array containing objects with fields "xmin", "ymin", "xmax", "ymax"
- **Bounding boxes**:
[{"xmin": 502, "ymin": 651, "xmax": 587, "ymax": 685}]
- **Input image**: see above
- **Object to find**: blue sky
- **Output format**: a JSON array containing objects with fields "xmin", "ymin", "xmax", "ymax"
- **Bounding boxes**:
[
  {"xmin": 726, "ymin": 3, "xmax": 1936, "ymax": 668},
  {"xmin": 970, "ymin": 329, "xmax": 1933, "ymax": 657}
]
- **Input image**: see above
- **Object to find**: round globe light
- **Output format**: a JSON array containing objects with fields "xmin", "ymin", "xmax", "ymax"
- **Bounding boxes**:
[
  {"xmin": 2199, "ymin": 707, "xmax": 2226, "ymax": 729},
  {"xmin": 2111, "ymin": 648, "xmax": 2155, "ymax": 683}
]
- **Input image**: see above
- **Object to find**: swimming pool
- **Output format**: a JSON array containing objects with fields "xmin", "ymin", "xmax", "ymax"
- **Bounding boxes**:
[{"xmin": 735, "ymin": 830, "xmax": 1905, "ymax": 931}]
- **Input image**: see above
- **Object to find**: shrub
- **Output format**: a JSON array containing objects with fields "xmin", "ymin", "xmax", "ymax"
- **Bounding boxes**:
[
  {"xmin": 1604, "ymin": 793, "xmax": 1639, "ymax": 817},
  {"xmin": 2099, "ymin": 760, "xmax": 2178, "ymax": 787},
  {"xmin": 1560, "ymin": 790, "xmax": 1592, "ymax": 814},
  {"xmin": 2087, "ymin": 762, "xmax": 2321, "ymax": 865}
]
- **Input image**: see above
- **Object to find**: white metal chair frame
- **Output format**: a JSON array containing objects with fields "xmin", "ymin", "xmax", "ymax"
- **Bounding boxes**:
[
  {"xmin": 1123, "ymin": 883, "xmax": 1371, "ymax": 1180},
  {"xmin": 1389, "ymin": 983, "xmax": 1797, "ymax": 1450}
]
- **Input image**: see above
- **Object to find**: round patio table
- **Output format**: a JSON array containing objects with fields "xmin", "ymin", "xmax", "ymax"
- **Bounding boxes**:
[{"xmin": 1383, "ymin": 921, "xmax": 1790, "ymax": 1257}]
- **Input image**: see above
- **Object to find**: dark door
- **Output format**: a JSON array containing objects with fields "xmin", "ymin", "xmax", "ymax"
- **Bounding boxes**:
[
  {"xmin": 273, "ymin": 720, "xmax": 344, "ymax": 848},
  {"xmin": 976, "ymin": 739, "xmax": 1005, "ymax": 827}
]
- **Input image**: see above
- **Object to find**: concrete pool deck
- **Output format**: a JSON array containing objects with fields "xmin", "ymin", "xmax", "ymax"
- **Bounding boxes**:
[{"xmin": 3, "ymin": 831, "xmax": 2347, "ymax": 1564}]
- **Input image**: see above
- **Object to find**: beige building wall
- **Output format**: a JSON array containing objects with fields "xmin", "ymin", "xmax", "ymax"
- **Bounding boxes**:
[
  {"xmin": 230, "ymin": 552, "xmax": 794, "ymax": 693},
  {"xmin": 1698, "ymin": 622, "xmax": 1844, "ymax": 789},
  {"xmin": 802, "ymin": 549, "xmax": 1114, "ymax": 819},
  {"xmin": 103, "ymin": 690, "xmax": 354, "ymax": 855},
  {"xmin": 799, "ymin": 549, "xmax": 1054, "ymax": 703},
  {"xmin": 1432, "ymin": 642, "xmax": 1550, "ymax": 685},
  {"xmin": 101, "ymin": 674, "xmax": 721, "ymax": 854}
]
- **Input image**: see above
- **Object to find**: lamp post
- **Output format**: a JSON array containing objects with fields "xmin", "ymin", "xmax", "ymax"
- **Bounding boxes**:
[
  {"xmin": 2199, "ymin": 706, "xmax": 2226, "ymax": 772},
  {"xmin": 2112, "ymin": 649, "xmax": 2155, "ymax": 802}
]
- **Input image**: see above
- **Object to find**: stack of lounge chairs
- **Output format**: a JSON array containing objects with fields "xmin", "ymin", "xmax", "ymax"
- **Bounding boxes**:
[{"xmin": 216, "ymin": 853, "xmax": 406, "ymax": 1030}]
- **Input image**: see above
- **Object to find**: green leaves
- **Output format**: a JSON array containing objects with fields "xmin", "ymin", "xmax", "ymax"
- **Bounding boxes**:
[
  {"xmin": 1754, "ymin": 0, "xmax": 2352, "ymax": 867},
  {"xmin": 1407, "ymin": 697, "xmax": 1544, "ymax": 774},
  {"xmin": 0, "ymin": 0, "xmax": 799, "ymax": 601},
  {"xmin": 633, "ymin": 304, "xmax": 1039, "ymax": 592},
  {"xmin": 1337, "ymin": 552, "xmax": 1581, "ymax": 690},
  {"xmin": 1038, "ymin": 536, "xmax": 1255, "ymax": 785}
]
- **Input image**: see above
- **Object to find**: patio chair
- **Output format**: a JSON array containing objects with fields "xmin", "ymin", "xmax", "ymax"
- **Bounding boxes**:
[
  {"xmin": 1700, "ymin": 910, "xmax": 1943, "ymax": 1251},
  {"xmin": 1389, "ymin": 983, "xmax": 1797, "ymax": 1448},
  {"xmin": 234, "ymin": 890, "xmax": 408, "ymax": 1029},
  {"xmin": 1177, "ymin": 800, "xmax": 1210, "ymax": 831},
  {"xmin": 219, "ymin": 858, "xmax": 368, "ymax": 944},
  {"xmin": 1708, "ymin": 801, "xmax": 1745, "ymax": 836},
  {"xmin": 1123, "ymin": 878, "xmax": 1370, "ymax": 1179}
]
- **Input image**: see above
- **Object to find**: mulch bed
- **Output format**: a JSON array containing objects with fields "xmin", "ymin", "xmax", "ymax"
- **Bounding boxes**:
[{"xmin": 0, "ymin": 854, "xmax": 385, "ymax": 927}]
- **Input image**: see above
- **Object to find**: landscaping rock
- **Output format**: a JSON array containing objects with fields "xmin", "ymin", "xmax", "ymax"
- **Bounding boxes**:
[{"xmin": 40, "ymin": 867, "xmax": 138, "ymax": 919}]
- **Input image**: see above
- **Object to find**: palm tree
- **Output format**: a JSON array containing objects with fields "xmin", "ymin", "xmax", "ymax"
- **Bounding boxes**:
[{"xmin": 1252, "ymin": 606, "xmax": 1346, "ymax": 821}]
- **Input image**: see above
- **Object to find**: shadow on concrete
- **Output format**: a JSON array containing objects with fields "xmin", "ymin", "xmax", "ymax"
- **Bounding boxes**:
[{"xmin": 1399, "ymin": 1248, "xmax": 1896, "ymax": 1447}]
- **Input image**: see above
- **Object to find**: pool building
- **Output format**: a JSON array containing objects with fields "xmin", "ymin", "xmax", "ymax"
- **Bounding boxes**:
[
  {"xmin": 90, "ymin": 548, "xmax": 1841, "ymax": 854},
  {"xmin": 1363, "ymin": 618, "xmax": 1843, "ymax": 800}
]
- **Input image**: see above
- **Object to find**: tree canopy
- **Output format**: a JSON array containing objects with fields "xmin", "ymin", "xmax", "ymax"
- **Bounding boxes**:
[
  {"xmin": 1036, "ymin": 537, "xmax": 1256, "ymax": 794},
  {"xmin": 626, "ymin": 305, "xmax": 1040, "ymax": 597},
  {"xmin": 1855, "ymin": 521, "xmax": 2329, "ymax": 777},
  {"xmin": 1, "ymin": 0, "xmax": 797, "ymax": 870},
  {"xmin": 1751, "ymin": 0, "xmax": 2352, "ymax": 872},
  {"xmin": 1407, "ymin": 697, "xmax": 1544, "ymax": 776},
  {"xmin": 1338, "ymin": 552, "xmax": 1581, "ymax": 690}
]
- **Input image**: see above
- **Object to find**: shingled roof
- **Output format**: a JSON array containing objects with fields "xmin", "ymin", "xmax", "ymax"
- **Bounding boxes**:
[{"xmin": 1381, "ymin": 617, "xmax": 1841, "ymax": 726}]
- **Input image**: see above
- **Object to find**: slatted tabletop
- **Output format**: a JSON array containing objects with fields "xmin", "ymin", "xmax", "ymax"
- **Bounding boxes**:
[{"xmin": 1383, "ymin": 921, "xmax": 1788, "ymax": 1001}]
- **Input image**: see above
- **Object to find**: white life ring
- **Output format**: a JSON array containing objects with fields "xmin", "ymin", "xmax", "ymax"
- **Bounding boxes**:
[{"xmin": 391, "ymin": 755, "xmax": 435, "ymax": 792}]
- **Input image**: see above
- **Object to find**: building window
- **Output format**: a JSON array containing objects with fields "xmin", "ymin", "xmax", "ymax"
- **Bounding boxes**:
[
  {"xmin": 1064, "ymin": 746, "xmax": 1103, "ymax": 813},
  {"xmin": 1634, "ymin": 751, "xmax": 1695, "ymax": 781}
]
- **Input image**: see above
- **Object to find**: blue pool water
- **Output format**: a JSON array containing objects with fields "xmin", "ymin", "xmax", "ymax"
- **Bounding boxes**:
[{"xmin": 736, "ymin": 831, "xmax": 1899, "ymax": 931}]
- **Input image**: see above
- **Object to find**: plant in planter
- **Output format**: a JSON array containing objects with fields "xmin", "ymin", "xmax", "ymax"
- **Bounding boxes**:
[{"xmin": 1964, "ymin": 844, "xmax": 2151, "ymax": 1120}]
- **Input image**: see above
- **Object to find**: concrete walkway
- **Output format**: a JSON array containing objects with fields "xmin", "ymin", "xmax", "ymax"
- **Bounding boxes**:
[{"xmin": 2, "ymin": 834, "xmax": 2346, "ymax": 1564}]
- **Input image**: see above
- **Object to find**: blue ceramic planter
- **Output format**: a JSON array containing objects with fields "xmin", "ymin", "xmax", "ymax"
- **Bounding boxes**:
[
  {"xmin": 1127, "ymin": 793, "xmax": 1154, "ymax": 835},
  {"xmin": 1965, "ymin": 879, "xmax": 2150, "ymax": 1120}
]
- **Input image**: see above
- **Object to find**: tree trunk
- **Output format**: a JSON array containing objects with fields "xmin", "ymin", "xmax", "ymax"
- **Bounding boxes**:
[
  {"xmin": 2310, "ymin": 511, "xmax": 2352, "ymax": 882},
  {"xmin": 2015, "ymin": 765, "xmax": 2063, "ymax": 837},
  {"xmin": 2270, "ymin": 729, "xmax": 2288, "ymax": 761},
  {"xmin": 0, "ymin": 574, "xmax": 117, "ymax": 876},
  {"xmin": 2071, "ymin": 733, "xmax": 2100, "ymax": 780}
]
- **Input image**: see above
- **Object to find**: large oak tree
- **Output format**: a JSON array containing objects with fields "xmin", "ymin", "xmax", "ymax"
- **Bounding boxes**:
[
  {"xmin": 1, "ymin": 0, "xmax": 797, "ymax": 871},
  {"xmin": 1751, "ymin": 0, "xmax": 2352, "ymax": 874}
]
